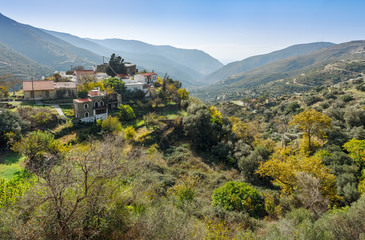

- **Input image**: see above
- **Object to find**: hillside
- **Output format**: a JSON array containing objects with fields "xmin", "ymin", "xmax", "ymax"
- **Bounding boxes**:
[
  {"xmin": 2, "ymin": 70, "xmax": 365, "ymax": 239},
  {"xmin": 193, "ymin": 41, "xmax": 365, "ymax": 102},
  {"xmin": 44, "ymin": 30, "xmax": 223, "ymax": 86},
  {"xmin": 0, "ymin": 13, "xmax": 102, "ymax": 71},
  {"xmin": 0, "ymin": 41, "xmax": 51, "ymax": 79},
  {"xmin": 201, "ymin": 42, "xmax": 335, "ymax": 85}
]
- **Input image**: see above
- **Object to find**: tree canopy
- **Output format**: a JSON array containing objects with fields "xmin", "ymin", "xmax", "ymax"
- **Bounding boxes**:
[{"xmin": 106, "ymin": 54, "xmax": 127, "ymax": 77}]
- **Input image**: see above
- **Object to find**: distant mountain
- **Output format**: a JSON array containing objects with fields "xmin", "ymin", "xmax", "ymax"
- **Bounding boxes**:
[
  {"xmin": 87, "ymin": 38, "xmax": 223, "ymax": 76},
  {"xmin": 201, "ymin": 42, "xmax": 335, "ymax": 85},
  {"xmin": 193, "ymin": 41, "xmax": 365, "ymax": 102},
  {"xmin": 0, "ymin": 41, "xmax": 51, "ymax": 79},
  {"xmin": 44, "ymin": 30, "xmax": 223, "ymax": 86},
  {"xmin": 0, "ymin": 13, "xmax": 102, "ymax": 71}
]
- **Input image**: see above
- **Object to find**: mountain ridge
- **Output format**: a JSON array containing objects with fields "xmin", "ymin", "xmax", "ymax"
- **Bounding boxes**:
[
  {"xmin": 201, "ymin": 42, "xmax": 335, "ymax": 85},
  {"xmin": 193, "ymin": 41, "xmax": 365, "ymax": 102}
]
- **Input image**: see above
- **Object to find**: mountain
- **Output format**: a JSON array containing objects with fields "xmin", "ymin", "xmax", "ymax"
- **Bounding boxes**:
[
  {"xmin": 0, "ymin": 41, "xmax": 51, "ymax": 79},
  {"xmin": 0, "ymin": 13, "xmax": 102, "ymax": 71},
  {"xmin": 87, "ymin": 38, "xmax": 223, "ymax": 76},
  {"xmin": 201, "ymin": 42, "xmax": 335, "ymax": 85},
  {"xmin": 193, "ymin": 41, "xmax": 365, "ymax": 102},
  {"xmin": 44, "ymin": 29, "xmax": 223, "ymax": 86}
]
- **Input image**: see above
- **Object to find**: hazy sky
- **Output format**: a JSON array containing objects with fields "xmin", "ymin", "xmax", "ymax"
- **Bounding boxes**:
[{"xmin": 1, "ymin": 0, "xmax": 365, "ymax": 64}]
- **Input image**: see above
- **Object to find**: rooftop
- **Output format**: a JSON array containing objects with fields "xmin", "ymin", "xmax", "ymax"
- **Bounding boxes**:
[
  {"xmin": 54, "ymin": 82, "xmax": 77, "ymax": 89},
  {"xmin": 74, "ymin": 70, "xmax": 95, "ymax": 75},
  {"xmin": 73, "ymin": 98, "xmax": 92, "ymax": 103},
  {"xmin": 23, "ymin": 80, "xmax": 54, "ymax": 91},
  {"xmin": 140, "ymin": 72, "xmax": 157, "ymax": 77}
]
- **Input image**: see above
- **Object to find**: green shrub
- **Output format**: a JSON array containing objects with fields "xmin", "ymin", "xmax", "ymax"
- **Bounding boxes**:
[
  {"xmin": 124, "ymin": 126, "xmax": 136, "ymax": 140},
  {"xmin": 211, "ymin": 181, "xmax": 265, "ymax": 218},
  {"xmin": 341, "ymin": 94, "xmax": 354, "ymax": 102},
  {"xmin": 117, "ymin": 104, "xmax": 136, "ymax": 122},
  {"xmin": 101, "ymin": 116, "xmax": 122, "ymax": 134}
]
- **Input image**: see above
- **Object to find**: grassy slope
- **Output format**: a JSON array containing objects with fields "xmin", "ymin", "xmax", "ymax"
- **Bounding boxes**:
[{"xmin": 0, "ymin": 152, "xmax": 25, "ymax": 180}]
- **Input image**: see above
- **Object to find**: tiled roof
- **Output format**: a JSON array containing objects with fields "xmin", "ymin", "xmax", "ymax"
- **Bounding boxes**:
[
  {"xmin": 54, "ymin": 82, "xmax": 77, "ymax": 89},
  {"xmin": 23, "ymin": 80, "xmax": 55, "ymax": 91},
  {"xmin": 73, "ymin": 98, "xmax": 92, "ymax": 103},
  {"xmin": 140, "ymin": 72, "xmax": 157, "ymax": 77},
  {"xmin": 74, "ymin": 70, "xmax": 95, "ymax": 75},
  {"xmin": 116, "ymin": 73, "xmax": 130, "ymax": 79}
]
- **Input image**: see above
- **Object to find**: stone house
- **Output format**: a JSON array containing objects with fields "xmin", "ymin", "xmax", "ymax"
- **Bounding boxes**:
[
  {"xmin": 125, "ymin": 63, "xmax": 137, "ymax": 75},
  {"xmin": 73, "ymin": 89, "xmax": 121, "ymax": 122},
  {"xmin": 54, "ymin": 82, "xmax": 77, "ymax": 98}
]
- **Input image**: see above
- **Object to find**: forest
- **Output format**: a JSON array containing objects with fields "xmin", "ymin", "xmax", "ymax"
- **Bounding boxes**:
[{"xmin": 1, "ymin": 73, "xmax": 365, "ymax": 239}]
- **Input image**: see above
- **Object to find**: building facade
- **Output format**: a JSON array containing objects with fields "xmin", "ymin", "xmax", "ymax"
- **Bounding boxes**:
[
  {"xmin": 73, "ymin": 89, "xmax": 121, "ymax": 122},
  {"xmin": 23, "ymin": 80, "xmax": 77, "ymax": 100}
]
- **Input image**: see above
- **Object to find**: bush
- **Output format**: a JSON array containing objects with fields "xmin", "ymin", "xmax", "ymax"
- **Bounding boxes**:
[
  {"xmin": 124, "ymin": 126, "xmax": 136, "ymax": 140},
  {"xmin": 101, "ymin": 116, "xmax": 122, "ymax": 134},
  {"xmin": 341, "ymin": 94, "xmax": 354, "ymax": 103},
  {"xmin": 117, "ymin": 104, "xmax": 136, "ymax": 122},
  {"xmin": 211, "ymin": 181, "xmax": 265, "ymax": 218}
]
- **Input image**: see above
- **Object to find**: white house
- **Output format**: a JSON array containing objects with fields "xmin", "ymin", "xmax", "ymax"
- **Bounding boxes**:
[{"xmin": 134, "ymin": 72, "xmax": 157, "ymax": 84}]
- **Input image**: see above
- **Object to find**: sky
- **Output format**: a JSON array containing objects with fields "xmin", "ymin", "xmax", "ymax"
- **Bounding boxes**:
[{"xmin": 1, "ymin": 0, "xmax": 365, "ymax": 64}]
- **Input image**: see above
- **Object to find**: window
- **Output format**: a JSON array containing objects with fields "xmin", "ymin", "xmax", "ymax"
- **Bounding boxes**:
[
  {"xmin": 84, "ymin": 112, "xmax": 89, "ymax": 118},
  {"xmin": 45, "ymin": 91, "xmax": 49, "ymax": 98},
  {"xmin": 94, "ymin": 101, "xmax": 98, "ymax": 108},
  {"xmin": 100, "ymin": 101, "xmax": 104, "ymax": 106},
  {"xmin": 84, "ymin": 103, "xmax": 88, "ymax": 109}
]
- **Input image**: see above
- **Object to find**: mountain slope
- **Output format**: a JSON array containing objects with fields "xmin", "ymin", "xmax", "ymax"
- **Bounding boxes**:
[
  {"xmin": 88, "ymin": 38, "xmax": 223, "ymax": 77},
  {"xmin": 193, "ymin": 41, "xmax": 365, "ymax": 102},
  {"xmin": 202, "ymin": 42, "xmax": 335, "ymax": 85},
  {"xmin": 44, "ymin": 30, "xmax": 222, "ymax": 86},
  {"xmin": 0, "ymin": 13, "xmax": 102, "ymax": 71},
  {"xmin": 0, "ymin": 41, "xmax": 51, "ymax": 79}
]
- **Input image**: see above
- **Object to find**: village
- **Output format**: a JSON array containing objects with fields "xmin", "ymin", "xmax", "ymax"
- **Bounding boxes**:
[{"xmin": 1, "ymin": 60, "xmax": 160, "ymax": 122}]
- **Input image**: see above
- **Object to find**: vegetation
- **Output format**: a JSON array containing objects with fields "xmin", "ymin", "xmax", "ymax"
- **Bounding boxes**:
[
  {"xmin": 106, "ymin": 53, "xmax": 127, "ymax": 77},
  {"xmin": 1, "ymin": 64, "xmax": 365, "ymax": 238}
]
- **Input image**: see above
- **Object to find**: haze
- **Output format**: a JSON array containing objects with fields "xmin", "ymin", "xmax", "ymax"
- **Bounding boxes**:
[{"xmin": 1, "ymin": 0, "xmax": 365, "ymax": 64}]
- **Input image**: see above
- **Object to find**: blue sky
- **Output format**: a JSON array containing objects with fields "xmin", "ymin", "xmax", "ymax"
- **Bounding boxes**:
[{"xmin": 1, "ymin": 0, "xmax": 365, "ymax": 63}]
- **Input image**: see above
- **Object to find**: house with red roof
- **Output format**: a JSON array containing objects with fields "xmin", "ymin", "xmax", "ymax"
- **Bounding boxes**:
[
  {"xmin": 23, "ymin": 80, "xmax": 77, "ymax": 100},
  {"xmin": 73, "ymin": 88, "xmax": 121, "ymax": 122},
  {"xmin": 134, "ymin": 72, "xmax": 157, "ymax": 84}
]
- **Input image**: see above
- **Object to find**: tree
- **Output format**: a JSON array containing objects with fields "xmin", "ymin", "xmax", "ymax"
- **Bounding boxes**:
[
  {"xmin": 10, "ymin": 137, "xmax": 132, "ymax": 239},
  {"xmin": 177, "ymin": 88, "xmax": 189, "ymax": 101},
  {"xmin": 106, "ymin": 53, "xmax": 127, "ymax": 77},
  {"xmin": 343, "ymin": 138, "xmax": 365, "ymax": 165},
  {"xmin": 211, "ymin": 181, "xmax": 265, "ymax": 217},
  {"xmin": 12, "ymin": 130, "xmax": 68, "ymax": 176},
  {"xmin": 104, "ymin": 77, "xmax": 126, "ymax": 95},
  {"xmin": 257, "ymin": 147, "xmax": 338, "ymax": 203},
  {"xmin": 238, "ymin": 145, "xmax": 271, "ymax": 184},
  {"xmin": 117, "ymin": 104, "xmax": 136, "ymax": 122},
  {"xmin": 0, "ymin": 74, "xmax": 22, "ymax": 96},
  {"xmin": 100, "ymin": 116, "xmax": 122, "ymax": 134},
  {"xmin": 0, "ymin": 110, "xmax": 30, "ymax": 147},
  {"xmin": 230, "ymin": 116, "xmax": 255, "ymax": 145},
  {"xmin": 77, "ymin": 81, "xmax": 105, "ymax": 93},
  {"xmin": 289, "ymin": 109, "xmax": 331, "ymax": 151}
]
